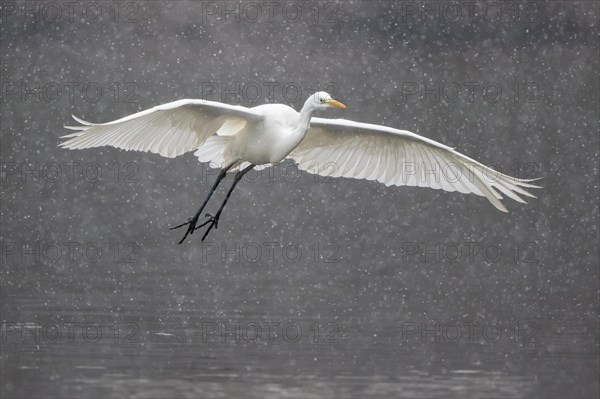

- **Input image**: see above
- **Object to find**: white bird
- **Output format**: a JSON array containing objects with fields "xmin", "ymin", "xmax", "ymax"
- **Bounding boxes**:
[{"xmin": 60, "ymin": 91, "xmax": 540, "ymax": 243}]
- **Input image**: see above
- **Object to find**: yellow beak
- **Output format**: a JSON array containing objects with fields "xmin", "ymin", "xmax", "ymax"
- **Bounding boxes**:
[{"xmin": 327, "ymin": 99, "xmax": 347, "ymax": 109}]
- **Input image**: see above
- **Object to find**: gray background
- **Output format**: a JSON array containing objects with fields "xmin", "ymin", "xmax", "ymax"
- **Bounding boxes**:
[{"xmin": 1, "ymin": 1, "xmax": 598, "ymax": 398}]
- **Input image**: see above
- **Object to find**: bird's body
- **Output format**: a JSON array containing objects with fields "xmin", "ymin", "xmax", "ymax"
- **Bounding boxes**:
[
  {"xmin": 61, "ymin": 91, "xmax": 540, "ymax": 243},
  {"xmin": 229, "ymin": 103, "xmax": 305, "ymax": 165}
]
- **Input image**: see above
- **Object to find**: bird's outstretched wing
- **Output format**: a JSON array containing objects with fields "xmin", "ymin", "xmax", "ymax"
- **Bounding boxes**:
[
  {"xmin": 288, "ymin": 117, "xmax": 541, "ymax": 212},
  {"xmin": 60, "ymin": 99, "xmax": 261, "ymax": 158}
]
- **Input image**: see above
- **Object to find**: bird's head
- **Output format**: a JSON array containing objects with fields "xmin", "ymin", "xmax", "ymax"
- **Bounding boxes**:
[{"xmin": 308, "ymin": 91, "xmax": 347, "ymax": 111}]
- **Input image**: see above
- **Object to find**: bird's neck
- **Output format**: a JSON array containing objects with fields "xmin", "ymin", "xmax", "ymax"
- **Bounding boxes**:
[{"xmin": 292, "ymin": 103, "xmax": 315, "ymax": 138}]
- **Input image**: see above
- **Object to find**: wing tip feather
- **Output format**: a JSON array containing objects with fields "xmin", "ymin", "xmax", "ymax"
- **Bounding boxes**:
[{"xmin": 72, "ymin": 115, "xmax": 93, "ymax": 125}]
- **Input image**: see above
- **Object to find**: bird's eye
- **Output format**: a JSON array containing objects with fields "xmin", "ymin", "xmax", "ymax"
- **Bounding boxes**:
[{"xmin": 320, "ymin": 99, "xmax": 324, "ymax": 103}]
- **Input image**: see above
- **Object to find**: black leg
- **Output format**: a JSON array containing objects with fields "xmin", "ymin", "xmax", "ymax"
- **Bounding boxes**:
[
  {"xmin": 171, "ymin": 161, "xmax": 236, "ymax": 244},
  {"xmin": 201, "ymin": 163, "xmax": 255, "ymax": 242}
]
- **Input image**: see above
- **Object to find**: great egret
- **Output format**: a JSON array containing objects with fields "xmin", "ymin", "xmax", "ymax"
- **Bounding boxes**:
[{"xmin": 60, "ymin": 91, "xmax": 540, "ymax": 243}]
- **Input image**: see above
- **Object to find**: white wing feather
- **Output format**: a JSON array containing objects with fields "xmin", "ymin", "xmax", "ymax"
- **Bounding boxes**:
[
  {"xmin": 289, "ymin": 117, "xmax": 541, "ymax": 212},
  {"xmin": 60, "ymin": 99, "xmax": 261, "ymax": 158}
]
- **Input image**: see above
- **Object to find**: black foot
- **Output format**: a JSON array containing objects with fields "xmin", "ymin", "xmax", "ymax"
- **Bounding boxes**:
[
  {"xmin": 170, "ymin": 216, "xmax": 202, "ymax": 245},
  {"xmin": 170, "ymin": 217, "xmax": 195, "ymax": 231},
  {"xmin": 171, "ymin": 213, "xmax": 219, "ymax": 244},
  {"xmin": 200, "ymin": 212, "xmax": 221, "ymax": 242}
]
